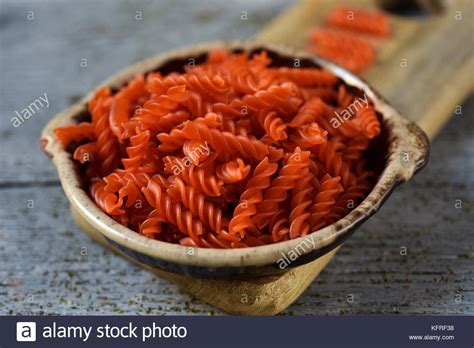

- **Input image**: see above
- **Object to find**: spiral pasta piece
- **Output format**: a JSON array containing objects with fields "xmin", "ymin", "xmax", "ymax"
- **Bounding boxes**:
[
  {"xmin": 109, "ymin": 74, "xmax": 148, "ymax": 139},
  {"xmin": 314, "ymin": 137, "xmax": 357, "ymax": 188},
  {"xmin": 216, "ymin": 158, "xmax": 251, "ymax": 184},
  {"xmin": 140, "ymin": 84, "xmax": 188, "ymax": 117},
  {"xmin": 290, "ymin": 122, "xmax": 328, "ymax": 150},
  {"xmin": 167, "ymin": 177, "xmax": 225, "ymax": 233},
  {"xmin": 289, "ymin": 169, "xmax": 314, "ymax": 239},
  {"xmin": 269, "ymin": 209, "xmax": 290, "ymax": 242},
  {"xmin": 289, "ymin": 98, "xmax": 328, "ymax": 128},
  {"xmin": 259, "ymin": 111, "xmax": 288, "ymax": 141},
  {"xmin": 309, "ymin": 174, "xmax": 342, "ymax": 230},
  {"xmin": 89, "ymin": 178, "xmax": 123, "ymax": 215},
  {"xmin": 122, "ymin": 130, "xmax": 151, "ymax": 170},
  {"xmin": 87, "ymin": 88, "xmax": 121, "ymax": 175},
  {"xmin": 73, "ymin": 143, "xmax": 97, "ymax": 164},
  {"xmin": 180, "ymin": 165, "xmax": 223, "ymax": 197},
  {"xmin": 140, "ymin": 210, "xmax": 167, "ymax": 239},
  {"xmin": 182, "ymin": 140, "xmax": 210, "ymax": 166},
  {"xmin": 180, "ymin": 118, "xmax": 269, "ymax": 161},
  {"xmin": 54, "ymin": 122, "xmax": 95, "ymax": 145},
  {"xmin": 329, "ymin": 172, "xmax": 372, "ymax": 221},
  {"xmin": 156, "ymin": 113, "xmax": 220, "ymax": 152},
  {"xmin": 142, "ymin": 176, "xmax": 204, "ymax": 240},
  {"xmin": 228, "ymin": 157, "xmax": 278, "ymax": 238},
  {"xmin": 148, "ymin": 72, "xmax": 230, "ymax": 97},
  {"xmin": 357, "ymin": 106, "xmax": 381, "ymax": 139},
  {"xmin": 253, "ymin": 147, "xmax": 311, "ymax": 229},
  {"xmin": 130, "ymin": 110, "xmax": 189, "ymax": 135},
  {"xmin": 214, "ymin": 83, "xmax": 301, "ymax": 118}
]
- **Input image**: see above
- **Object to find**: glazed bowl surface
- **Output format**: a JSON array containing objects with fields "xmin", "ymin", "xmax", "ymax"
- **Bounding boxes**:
[{"xmin": 40, "ymin": 41, "xmax": 429, "ymax": 279}]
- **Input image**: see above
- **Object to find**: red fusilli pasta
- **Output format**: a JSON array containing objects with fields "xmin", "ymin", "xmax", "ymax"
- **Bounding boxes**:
[
  {"xmin": 326, "ymin": 6, "xmax": 391, "ymax": 37},
  {"xmin": 307, "ymin": 6, "xmax": 392, "ymax": 73},
  {"xmin": 52, "ymin": 49, "xmax": 381, "ymax": 248}
]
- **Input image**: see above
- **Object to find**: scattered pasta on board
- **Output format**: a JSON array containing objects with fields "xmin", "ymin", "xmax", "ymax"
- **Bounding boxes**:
[{"xmin": 308, "ymin": 6, "xmax": 391, "ymax": 73}]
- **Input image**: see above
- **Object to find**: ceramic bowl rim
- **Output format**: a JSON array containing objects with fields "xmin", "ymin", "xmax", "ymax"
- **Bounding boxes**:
[{"xmin": 40, "ymin": 41, "xmax": 429, "ymax": 269}]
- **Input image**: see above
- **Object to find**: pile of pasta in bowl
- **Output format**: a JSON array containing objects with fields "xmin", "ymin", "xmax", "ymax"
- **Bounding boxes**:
[{"xmin": 54, "ymin": 49, "xmax": 381, "ymax": 248}]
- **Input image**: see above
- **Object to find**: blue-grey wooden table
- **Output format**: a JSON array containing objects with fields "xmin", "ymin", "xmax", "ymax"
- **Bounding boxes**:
[{"xmin": 0, "ymin": 0, "xmax": 472, "ymax": 315}]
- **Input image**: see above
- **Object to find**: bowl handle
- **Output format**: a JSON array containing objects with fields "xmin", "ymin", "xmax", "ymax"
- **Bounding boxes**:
[{"xmin": 396, "ymin": 120, "xmax": 430, "ymax": 183}]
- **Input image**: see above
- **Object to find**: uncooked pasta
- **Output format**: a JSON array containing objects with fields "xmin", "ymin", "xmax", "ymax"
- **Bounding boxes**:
[
  {"xmin": 54, "ymin": 49, "xmax": 381, "ymax": 248},
  {"xmin": 308, "ymin": 6, "xmax": 391, "ymax": 73}
]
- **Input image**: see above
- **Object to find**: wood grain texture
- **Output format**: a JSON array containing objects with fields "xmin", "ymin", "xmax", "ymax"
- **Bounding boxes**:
[{"xmin": 0, "ymin": 0, "xmax": 472, "ymax": 315}]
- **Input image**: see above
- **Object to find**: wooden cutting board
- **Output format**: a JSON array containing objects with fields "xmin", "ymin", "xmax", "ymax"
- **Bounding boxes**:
[{"xmin": 78, "ymin": 0, "xmax": 473, "ymax": 315}]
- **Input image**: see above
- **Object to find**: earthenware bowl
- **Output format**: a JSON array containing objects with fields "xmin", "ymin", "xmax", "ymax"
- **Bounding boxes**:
[{"xmin": 40, "ymin": 41, "xmax": 429, "ymax": 279}]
